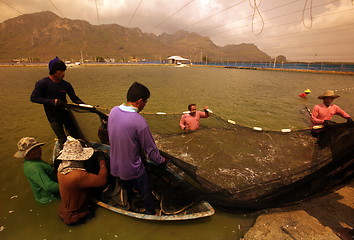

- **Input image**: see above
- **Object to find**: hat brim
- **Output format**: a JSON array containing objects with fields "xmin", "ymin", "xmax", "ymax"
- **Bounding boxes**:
[
  {"xmin": 14, "ymin": 142, "xmax": 45, "ymax": 158},
  {"xmin": 57, "ymin": 147, "xmax": 94, "ymax": 161},
  {"xmin": 318, "ymin": 95, "xmax": 339, "ymax": 99}
]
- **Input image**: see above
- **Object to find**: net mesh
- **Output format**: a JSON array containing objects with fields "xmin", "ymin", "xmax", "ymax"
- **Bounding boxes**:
[{"xmin": 65, "ymin": 104, "xmax": 354, "ymax": 212}]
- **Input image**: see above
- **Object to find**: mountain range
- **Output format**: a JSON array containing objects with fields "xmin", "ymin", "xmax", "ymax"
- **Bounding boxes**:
[{"xmin": 0, "ymin": 11, "xmax": 276, "ymax": 63}]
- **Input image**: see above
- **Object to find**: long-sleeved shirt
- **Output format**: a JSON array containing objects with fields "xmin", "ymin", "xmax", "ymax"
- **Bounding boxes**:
[
  {"xmin": 23, "ymin": 159, "xmax": 59, "ymax": 204},
  {"xmin": 58, "ymin": 165, "xmax": 107, "ymax": 225},
  {"xmin": 179, "ymin": 111, "xmax": 209, "ymax": 131},
  {"xmin": 311, "ymin": 103, "xmax": 350, "ymax": 125},
  {"xmin": 30, "ymin": 77, "xmax": 84, "ymax": 122},
  {"xmin": 108, "ymin": 105, "xmax": 165, "ymax": 180}
]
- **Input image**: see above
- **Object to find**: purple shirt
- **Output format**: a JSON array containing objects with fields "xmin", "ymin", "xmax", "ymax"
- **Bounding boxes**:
[{"xmin": 108, "ymin": 105, "xmax": 165, "ymax": 180}]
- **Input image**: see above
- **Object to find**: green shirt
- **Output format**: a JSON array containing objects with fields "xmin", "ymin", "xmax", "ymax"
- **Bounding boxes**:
[{"xmin": 23, "ymin": 159, "xmax": 59, "ymax": 204}]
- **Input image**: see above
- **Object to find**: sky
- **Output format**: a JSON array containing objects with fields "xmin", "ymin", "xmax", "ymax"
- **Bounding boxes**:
[{"xmin": 1, "ymin": 0, "xmax": 354, "ymax": 62}]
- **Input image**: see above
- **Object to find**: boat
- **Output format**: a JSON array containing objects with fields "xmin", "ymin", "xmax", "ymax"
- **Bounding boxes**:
[{"xmin": 52, "ymin": 140, "xmax": 215, "ymax": 221}]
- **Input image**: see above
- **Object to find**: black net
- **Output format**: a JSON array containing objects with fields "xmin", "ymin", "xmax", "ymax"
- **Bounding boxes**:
[{"xmin": 65, "ymin": 104, "xmax": 354, "ymax": 212}]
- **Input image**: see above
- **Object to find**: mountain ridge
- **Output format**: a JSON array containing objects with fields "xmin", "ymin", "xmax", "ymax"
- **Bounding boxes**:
[{"xmin": 0, "ymin": 11, "xmax": 273, "ymax": 62}]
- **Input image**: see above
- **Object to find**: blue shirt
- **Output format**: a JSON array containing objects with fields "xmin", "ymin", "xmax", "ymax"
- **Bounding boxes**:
[
  {"xmin": 30, "ymin": 77, "xmax": 84, "ymax": 122},
  {"xmin": 108, "ymin": 105, "xmax": 165, "ymax": 180}
]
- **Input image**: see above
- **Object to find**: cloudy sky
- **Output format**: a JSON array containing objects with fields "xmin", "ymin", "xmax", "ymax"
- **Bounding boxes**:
[{"xmin": 1, "ymin": 0, "xmax": 353, "ymax": 62}]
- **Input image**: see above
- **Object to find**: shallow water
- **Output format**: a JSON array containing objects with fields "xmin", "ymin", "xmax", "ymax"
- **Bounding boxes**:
[{"xmin": 0, "ymin": 65, "xmax": 353, "ymax": 239}]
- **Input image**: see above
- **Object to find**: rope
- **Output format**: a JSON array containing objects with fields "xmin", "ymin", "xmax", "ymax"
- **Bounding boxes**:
[
  {"xmin": 48, "ymin": 0, "xmax": 65, "ymax": 18},
  {"xmin": 67, "ymin": 104, "xmax": 323, "ymax": 132},
  {"xmin": 127, "ymin": 0, "xmax": 143, "ymax": 27},
  {"xmin": 151, "ymin": 0, "xmax": 195, "ymax": 32},
  {"xmin": 249, "ymin": 0, "xmax": 264, "ymax": 35},
  {"xmin": 333, "ymin": 87, "xmax": 354, "ymax": 92},
  {"xmin": 302, "ymin": 0, "xmax": 313, "ymax": 29},
  {"xmin": 94, "ymin": 0, "xmax": 101, "ymax": 25}
]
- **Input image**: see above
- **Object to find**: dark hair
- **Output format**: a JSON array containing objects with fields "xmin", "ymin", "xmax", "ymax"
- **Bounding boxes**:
[
  {"xmin": 49, "ymin": 60, "xmax": 67, "ymax": 75},
  {"xmin": 188, "ymin": 104, "xmax": 196, "ymax": 111},
  {"xmin": 127, "ymin": 82, "xmax": 150, "ymax": 102}
]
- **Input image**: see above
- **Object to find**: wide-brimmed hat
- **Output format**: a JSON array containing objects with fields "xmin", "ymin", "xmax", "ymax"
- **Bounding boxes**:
[
  {"xmin": 57, "ymin": 137, "xmax": 94, "ymax": 161},
  {"xmin": 14, "ymin": 137, "xmax": 45, "ymax": 158},
  {"xmin": 318, "ymin": 90, "xmax": 339, "ymax": 99},
  {"xmin": 304, "ymin": 89, "xmax": 311, "ymax": 93}
]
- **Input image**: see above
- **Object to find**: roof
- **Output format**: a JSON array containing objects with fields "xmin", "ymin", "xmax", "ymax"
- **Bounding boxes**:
[{"xmin": 167, "ymin": 56, "xmax": 190, "ymax": 61}]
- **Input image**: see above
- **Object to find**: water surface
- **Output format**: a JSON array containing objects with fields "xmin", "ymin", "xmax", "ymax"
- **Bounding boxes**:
[{"xmin": 0, "ymin": 65, "xmax": 353, "ymax": 240}]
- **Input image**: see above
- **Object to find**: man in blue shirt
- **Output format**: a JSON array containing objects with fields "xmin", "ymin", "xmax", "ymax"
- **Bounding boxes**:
[
  {"xmin": 30, "ymin": 57, "xmax": 85, "ymax": 148},
  {"xmin": 108, "ymin": 82, "xmax": 167, "ymax": 215}
]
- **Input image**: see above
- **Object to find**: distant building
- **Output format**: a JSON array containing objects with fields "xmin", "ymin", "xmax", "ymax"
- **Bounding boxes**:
[{"xmin": 167, "ymin": 56, "xmax": 191, "ymax": 65}]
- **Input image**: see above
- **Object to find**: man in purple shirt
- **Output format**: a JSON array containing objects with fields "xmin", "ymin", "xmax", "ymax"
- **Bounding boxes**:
[{"xmin": 108, "ymin": 82, "xmax": 167, "ymax": 215}]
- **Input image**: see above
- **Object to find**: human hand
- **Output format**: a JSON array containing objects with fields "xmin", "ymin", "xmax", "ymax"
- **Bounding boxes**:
[
  {"xmin": 54, "ymin": 99, "xmax": 65, "ymax": 106},
  {"xmin": 324, "ymin": 120, "xmax": 336, "ymax": 126},
  {"xmin": 159, "ymin": 158, "xmax": 171, "ymax": 168},
  {"xmin": 99, "ymin": 159, "xmax": 106, "ymax": 168}
]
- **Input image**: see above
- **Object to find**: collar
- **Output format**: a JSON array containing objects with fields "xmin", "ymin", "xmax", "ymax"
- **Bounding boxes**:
[{"xmin": 118, "ymin": 103, "xmax": 139, "ymax": 112}]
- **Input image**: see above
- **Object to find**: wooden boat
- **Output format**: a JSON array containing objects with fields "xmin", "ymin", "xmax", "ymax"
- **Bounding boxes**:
[{"xmin": 52, "ymin": 140, "xmax": 215, "ymax": 221}]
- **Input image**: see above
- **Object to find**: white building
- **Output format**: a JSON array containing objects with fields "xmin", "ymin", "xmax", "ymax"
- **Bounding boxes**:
[{"xmin": 167, "ymin": 56, "xmax": 191, "ymax": 65}]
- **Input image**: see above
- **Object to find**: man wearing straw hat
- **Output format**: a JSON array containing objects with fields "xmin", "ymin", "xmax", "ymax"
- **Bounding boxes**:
[
  {"xmin": 311, "ymin": 90, "xmax": 353, "ymax": 137},
  {"xmin": 14, "ymin": 137, "xmax": 59, "ymax": 204},
  {"xmin": 56, "ymin": 137, "xmax": 107, "ymax": 225}
]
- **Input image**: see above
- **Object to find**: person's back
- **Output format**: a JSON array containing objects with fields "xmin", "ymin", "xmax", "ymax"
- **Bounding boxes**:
[
  {"xmin": 57, "ymin": 138, "xmax": 107, "ymax": 225},
  {"xmin": 108, "ymin": 106, "xmax": 150, "ymax": 180},
  {"xmin": 108, "ymin": 82, "xmax": 167, "ymax": 215},
  {"xmin": 14, "ymin": 137, "xmax": 59, "ymax": 204}
]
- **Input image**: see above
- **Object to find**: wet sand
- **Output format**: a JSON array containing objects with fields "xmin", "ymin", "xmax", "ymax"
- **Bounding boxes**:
[{"xmin": 242, "ymin": 181, "xmax": 354, "ymax": 240}]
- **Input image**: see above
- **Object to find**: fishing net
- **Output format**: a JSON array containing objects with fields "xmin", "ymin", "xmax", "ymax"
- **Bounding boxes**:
[{"xmin": 65, "ymin": 104, "xmax": 354, "ymax": 212}]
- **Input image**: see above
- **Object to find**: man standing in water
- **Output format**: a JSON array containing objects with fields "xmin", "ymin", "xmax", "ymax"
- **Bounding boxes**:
[
  {"xmin": 14, "ymin": 137, "xmax": 59, "ymax": 204},
  {"xmin": 179, "ymin": 104, "xmax": 210, "ymax": 133},
  {"xmin": 108, "ymin": 82, "xmax": 168, "ymax": 215},
  {"xmin": 311, "ymin": 90, "xmax": 353, "ymax": 137},
  {"xmin": 30, "ymin": 57, "xmax": 85, "ymax": 148}
]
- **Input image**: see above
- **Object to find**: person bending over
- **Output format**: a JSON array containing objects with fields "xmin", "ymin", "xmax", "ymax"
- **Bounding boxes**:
[{"xmin": 57, "ymin": 137, "xmax": 107, "ymax": 225}]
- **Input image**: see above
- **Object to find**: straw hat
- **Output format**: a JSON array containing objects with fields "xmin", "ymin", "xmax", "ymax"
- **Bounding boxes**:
[
  {"xmin": 14, "ymin": 137, "xmax": 45, "ymax": 158},
  {"xmin": 304, "ymin": 89, "xmax": 311, "ymax": 93},
  {"xmin": 318, "ymin": 90, "xmax": 339, "ymax": 99},
  {"xmin": 57, "ymin": 137, "xmax": 94, "ymax": 161}
]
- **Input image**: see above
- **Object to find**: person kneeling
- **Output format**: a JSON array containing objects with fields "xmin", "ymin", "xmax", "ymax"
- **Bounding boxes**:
[{"xmin": 57, "ymin": 137, "xmax": 107, "ymax": 225}]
